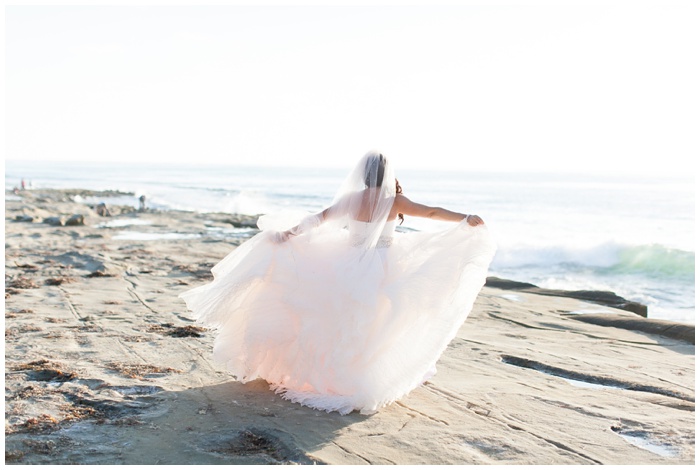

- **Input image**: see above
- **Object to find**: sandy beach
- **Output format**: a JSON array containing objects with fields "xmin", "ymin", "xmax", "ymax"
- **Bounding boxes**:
[{"xmin": 4, "ymin": 189, "xmax": 695, "ymax": 465}]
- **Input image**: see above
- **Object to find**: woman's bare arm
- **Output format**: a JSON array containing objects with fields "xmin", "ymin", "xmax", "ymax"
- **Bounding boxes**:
[{"xmin": 394, "ymin": 194, "xmax": 484, "ymax": 226}]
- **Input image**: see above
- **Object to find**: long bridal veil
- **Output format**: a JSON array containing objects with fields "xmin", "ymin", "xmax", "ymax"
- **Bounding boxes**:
[{"xmin": 258, "ymin": 150, "xmax": 397, "ymax": 252}]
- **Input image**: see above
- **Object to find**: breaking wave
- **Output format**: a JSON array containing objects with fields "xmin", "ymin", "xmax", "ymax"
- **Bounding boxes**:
[{"xmin": 492, "ymin": 242, "xmax": 694, "ymax": 280}]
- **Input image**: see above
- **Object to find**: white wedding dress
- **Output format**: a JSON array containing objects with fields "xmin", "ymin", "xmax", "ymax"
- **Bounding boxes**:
[{"xmin": 180, "ymin": 153, "xmax": 497, "ymax": 415}]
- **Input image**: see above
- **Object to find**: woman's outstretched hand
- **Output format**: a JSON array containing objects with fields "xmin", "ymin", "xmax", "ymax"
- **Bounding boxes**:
[
  {"xmin": 272, "ymin": 230, "xmax": 294, "ymax": 243},
  {"xmin": 466, "ymin": 214, "xmax": 484, "ymax": 226}
]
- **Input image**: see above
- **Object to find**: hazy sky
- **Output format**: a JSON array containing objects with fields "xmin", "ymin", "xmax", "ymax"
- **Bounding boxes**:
[{"xmin": 5, "ymin": 1, "xmax": 699, "ymax": 174}]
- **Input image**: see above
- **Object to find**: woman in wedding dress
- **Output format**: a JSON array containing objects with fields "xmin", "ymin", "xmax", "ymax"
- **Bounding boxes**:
[{"xmin": 180, "ymin": 151, "xmax": 497, "ymax": 415}]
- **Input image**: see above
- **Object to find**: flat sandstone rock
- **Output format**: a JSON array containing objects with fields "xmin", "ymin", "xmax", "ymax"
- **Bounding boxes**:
[{"xmin": 4, "ymin": 190, "xmax": 695, "ymax": 465}]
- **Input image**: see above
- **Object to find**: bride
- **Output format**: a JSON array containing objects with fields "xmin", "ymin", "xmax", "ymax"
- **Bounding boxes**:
[{"xmin": 180, "ymin": 151, "xmax": 497, "ymax": 415}]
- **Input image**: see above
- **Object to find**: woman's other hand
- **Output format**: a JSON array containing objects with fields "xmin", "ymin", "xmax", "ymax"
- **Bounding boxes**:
[
  {"xmin": 272, "ymin": 230, "xmax": 293, "ymax": 243},
  {"xmin": 466, "ymin": 214, "xmax": 484, "ymax": 226}
]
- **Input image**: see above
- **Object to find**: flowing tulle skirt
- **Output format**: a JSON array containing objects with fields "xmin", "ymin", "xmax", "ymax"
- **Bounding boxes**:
[{"xmin": 180, "ymin": 217, "xmax": 497, "ymax": 415}]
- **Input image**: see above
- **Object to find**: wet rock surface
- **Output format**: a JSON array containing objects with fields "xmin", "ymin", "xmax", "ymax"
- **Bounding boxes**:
[{"xmin": 486, "ymin": 276, "xmax": 649, "ymax": 317}]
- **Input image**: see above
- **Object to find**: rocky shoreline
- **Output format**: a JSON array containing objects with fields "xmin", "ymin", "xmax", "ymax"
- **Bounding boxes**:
[
  {"xmin": 4, "ymin": 189, "xmax": 695, "ymax": 464},
  {"xmin": 485, "ymin": 277, "xmax": 694, "ymax": 345}
]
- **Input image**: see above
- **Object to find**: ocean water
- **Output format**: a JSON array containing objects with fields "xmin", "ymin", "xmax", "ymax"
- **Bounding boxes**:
[{"xmin": 5, "ymin": 160, "xmax": 695, "ymax": 324}]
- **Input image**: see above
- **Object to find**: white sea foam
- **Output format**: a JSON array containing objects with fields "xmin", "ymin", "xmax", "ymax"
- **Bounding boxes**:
[
  {"xmin": 96, "ymin": 219, "xmax": 154, "ymax": 228},
  {"xmin": 112, "ymin": 231, "xmax": 201, "ymax": 241}
]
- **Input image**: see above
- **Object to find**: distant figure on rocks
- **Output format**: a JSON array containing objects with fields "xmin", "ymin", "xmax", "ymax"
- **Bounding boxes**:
[
  {"xmin": 21, "ymin": 179, "xmax": 26, "ymax": 190},
  {"xmin": 95, "ymin": 202, "xmax": 112, "ymax": 217},
  {"xmin": 139, "ymin": 195, "xmax": 147, "ymax": 212}
]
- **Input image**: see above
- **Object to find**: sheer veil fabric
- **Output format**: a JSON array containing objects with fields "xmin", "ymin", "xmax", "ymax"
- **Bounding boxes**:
[{"xmin": 180, "ymin": 151, "xmax": 497, "ymax": 415}]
